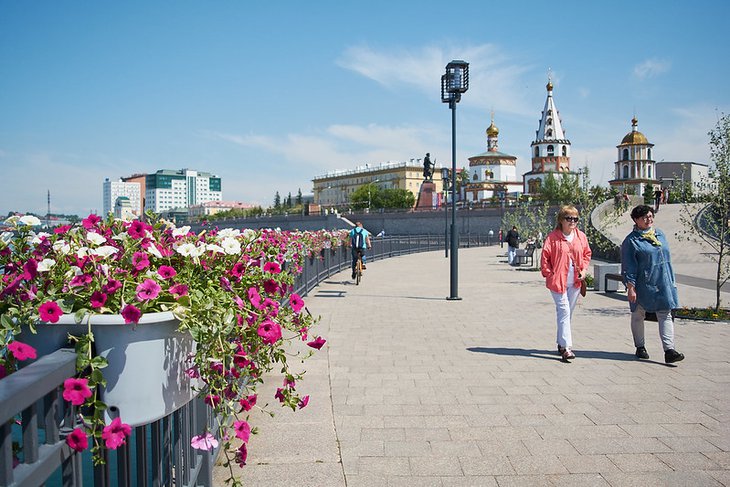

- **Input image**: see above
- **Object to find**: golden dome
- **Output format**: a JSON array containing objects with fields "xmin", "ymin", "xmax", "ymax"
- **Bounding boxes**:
[
  {"xmin": 546, "ymin": 80, "xmax": 553, "ymax": 91},
  {"xmin": 620, "ymin": 117, "xmax": 650, "ymax": 145},
  {"xmin": 486, "ymin": 121, "xmax": 499, "ymax": 137}
]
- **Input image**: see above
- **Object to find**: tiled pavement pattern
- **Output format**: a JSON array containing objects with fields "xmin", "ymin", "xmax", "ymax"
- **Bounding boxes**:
[{"xmin": 215, "ymin": 204, "xmax": 730, "ymax": 486}]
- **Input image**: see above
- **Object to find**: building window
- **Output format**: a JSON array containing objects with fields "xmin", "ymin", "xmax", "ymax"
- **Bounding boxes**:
[
  {"xmin": 546, "ymin": 129, "xmax": 553, "ymax": 138},
  {"xmin": 648, "ymin": 148, "xmax": 652, "ymax": 160},
  {"xmin": 547, "ymin": 145, "xmax": 554, "ymax": 156},
  {"xmin": 648, "ymin": 166, "xmax": 652, "ymax": 178},
  {"xmin": 623, "ymin": 148, "xmax": 629, "ymax": 161},
  {"xmin": 622, "ymin": 164, "xmax": 629, "ymax": 179},
  {"xmin": 562, "ymin": 145, "xmax": 567, "ymax": 157},
  {"xmin": 534, "ymin": 147, "xmax": 539, "ymax": 157},
  {"xmin": 547, "ymin": 117, "xmax": 552, "ymax": 125},
  {"xmin": 473, "ymin": 173, "xmax": 478, "ymax": 181}
]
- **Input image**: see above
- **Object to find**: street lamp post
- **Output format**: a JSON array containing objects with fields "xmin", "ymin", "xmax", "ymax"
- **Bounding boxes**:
[
  {"xmin": 441, "ymin": 60, "xmax": 469, "ymax": 300},
  {"xmin": 441, "ymin": 168, "xmax": 450, "ymax": 258}
]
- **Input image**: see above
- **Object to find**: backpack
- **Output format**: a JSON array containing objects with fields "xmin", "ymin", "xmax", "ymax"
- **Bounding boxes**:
[{"xmin": 351, "ymin": 228, "xmax": 364, "ymax": 249}]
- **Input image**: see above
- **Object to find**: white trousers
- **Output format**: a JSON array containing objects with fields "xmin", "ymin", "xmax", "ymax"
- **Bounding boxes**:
[
  {"xmin": 507, "ymin": 245, "xmax": 517, "ymax": 265},
  {"xmin": 630, "ymin": 303, "xmax": 675, "ymax": 351},
  {"xmin": 550, "ymin": 268, "xmax": 580, "ymax": 348}
]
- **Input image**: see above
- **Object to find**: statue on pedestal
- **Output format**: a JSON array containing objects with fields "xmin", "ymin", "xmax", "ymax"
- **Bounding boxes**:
[{"xmin": 422, "ymin": 153, "xmax": 434, "ymax": 181}]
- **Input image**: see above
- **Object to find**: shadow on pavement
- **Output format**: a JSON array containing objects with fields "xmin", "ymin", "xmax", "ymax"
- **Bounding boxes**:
[{"xmin": 467, "ymin": 347, "xmax": 637, "ymax": 362}]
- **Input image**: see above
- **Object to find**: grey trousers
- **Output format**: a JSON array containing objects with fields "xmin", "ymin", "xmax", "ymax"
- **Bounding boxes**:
[{"xmin": 630, "ymin": 302, "xmax": 675, "ymax": 351}]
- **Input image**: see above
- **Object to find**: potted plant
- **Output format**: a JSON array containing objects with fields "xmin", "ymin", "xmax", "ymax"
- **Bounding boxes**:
[{"xmin": 0, "ymin": 213, "xmax": 327, "ymax": 484}]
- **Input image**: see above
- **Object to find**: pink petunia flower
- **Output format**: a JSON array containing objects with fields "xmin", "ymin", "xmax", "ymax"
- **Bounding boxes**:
[
  {"xmin": 39, "ymin": 301, "xmax": 63, "ymax": 323},
  {"xmin": 274, "ymin": 387, "xmax": 286, "ymax": 403},
  {"xmin": 90, "ymin": 291, "xmax": 108, "ymax": 309},
  {"xmin": 235, "ymin": 443, "xmax": 248, "ymax": 467},
  {"xmin": 53, "ymin": 225, "xmax": 71, "ymax": 234},
  {"xmin": 22, "ymin": 260, "xmax": 38, "ymax": 280},
  {"xmin": 69, "ymin": 274, "xmax": 93, "ymax": 288},
  {"xmin": 263, "ymin": 261, "xmax": 281, "ymax": 274},
  {"xmin": 257, "ymin": 320, "xmax": 282, "ymax": 345},
  {"xmin": 230, "ymin": 262, "xmax": 246, "ymax": 278},
  {"xmin": 306, "ymin": 336, "xmax": 327, "ymax": 350},
  {"xmin": 289, "ymin": 293, "xmax": 305, "ymax": 313},
  {"xmin": 0, "ymin": 365, "xmax": 6, "ymax": 379},
  {"xmin": 66, "ymin": 428, "xmax": 88, "ymax": 452},
  {"xmin": 101, "ymin": 418, "xmax": 131, "ymax": 449},
  {"xmin": 204, "ymin": 394, "xmax": 221, "ymax": 408},
  {"xmin": 7, "ymin": 341, "xmax": 37, "ymax": 361},
  {"xmin": 263, "ymin": 279, "xmax": 279, "ymax": 295},
  {"xmin": 121, "ymin": 304, "xmax": 142, "ymax": 324},
  {"xmin": 239, "ymin": 394, "xmax": 257, "ymax": 412},
  {"xmin": 81, "ymin": 214, "xmax": 101, "ymax": 230},
  {"xmin": 247, "ymin": 287, "xmax": 262, "ymax": 309},
  {"xmin": 103, "ymin": 279, "xmax": 122, "ymax": 294},
  {"xmin": 132, "ymin": 252, "xmax": 150, "ymax": 271},
  {"xmin": 233, "ymin": 420, "xmax": 251, "ymax": 442},
  {"xmin": 157, "ymin": 265, "xmax": 177, "ymax": 279},
  {"xmin": 298, "ymin": 395, "xmax": 310, "ymax": 409},
  {"xmin": 169, "ymin": 283, "xmax": 189, "ymax": 298},
  {"xmin": 219, "ymin": 276, "xmax": 232, "ymax": 292},
  {"xmin": 136, "ymin": 279, "xmax": 161, "ymax": 301},
  {"xmin": 62, "ymin": 378, "xmax": 92, "ymax": 406},
  {"xmin": 127, "ymin": 220, "xmax": 147, "ymax": 239},
  {"xmin": 190, "ymin": 432, "xmax": 218, "ymax": 451}
]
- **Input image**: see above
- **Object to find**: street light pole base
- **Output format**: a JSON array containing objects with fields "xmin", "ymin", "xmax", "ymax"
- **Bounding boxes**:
[{"xmin": 446, "ymin": 296, "xmax": 462, "ymax": 301}]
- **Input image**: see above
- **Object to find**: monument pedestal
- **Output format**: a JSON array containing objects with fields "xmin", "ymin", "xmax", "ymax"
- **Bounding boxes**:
[{"xmin": 415, "ymin": 181, "xmax": 438, "ymax": 210}]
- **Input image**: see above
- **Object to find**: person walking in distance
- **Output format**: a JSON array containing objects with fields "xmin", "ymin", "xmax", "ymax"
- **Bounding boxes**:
[
  {"xmin": 349, "ymin": 221, "xmax": 371, "ymax": 279},
  {"xmin": 505, "ymin": 226, "xmax": 520, "ymax": 265},
  {"xmin": 621, "ymin": 205, "xmax": 684, "ymax": 364},
  {"xmin": 540, "ymin": 205, "xmax": 592, "ymax": 361}
]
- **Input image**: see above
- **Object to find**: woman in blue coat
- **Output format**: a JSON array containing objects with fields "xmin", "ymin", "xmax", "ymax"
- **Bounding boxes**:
[{"xmin": 621, "ymin": 205, "xmax": 684, "ymax": 364}]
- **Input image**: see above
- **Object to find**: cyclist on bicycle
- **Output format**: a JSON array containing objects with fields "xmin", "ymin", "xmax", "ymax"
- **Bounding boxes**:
[{"xmin": 349, "ymin": 221, "xmax": 372, "ymax": 279}]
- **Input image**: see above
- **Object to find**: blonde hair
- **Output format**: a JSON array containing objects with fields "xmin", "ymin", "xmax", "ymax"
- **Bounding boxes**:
[{"xmin": 554, "ymin": 205, "xmax": 579, "ymax": 230}]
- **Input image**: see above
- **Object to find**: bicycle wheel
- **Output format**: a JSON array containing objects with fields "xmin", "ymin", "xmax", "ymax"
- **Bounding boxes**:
[{"xmin": 355, "ymin": 255, "xmax": 362, "ymax": 285}]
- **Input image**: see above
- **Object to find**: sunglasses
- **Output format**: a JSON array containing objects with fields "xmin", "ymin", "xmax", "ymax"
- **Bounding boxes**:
[{"xmin": 564, "ymin": 216, "xmax": 579, "ymax": 222}]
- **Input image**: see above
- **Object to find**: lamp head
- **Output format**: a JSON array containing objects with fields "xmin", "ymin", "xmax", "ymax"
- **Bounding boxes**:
[{"xmin": 441, "ymin": 60, "xmax": 469, "ymax": 103}]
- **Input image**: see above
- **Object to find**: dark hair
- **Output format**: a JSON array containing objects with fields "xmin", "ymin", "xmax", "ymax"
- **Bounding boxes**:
[{"xmin": 630, "ymin": 205, "xmax": 654, "ymax": 220}]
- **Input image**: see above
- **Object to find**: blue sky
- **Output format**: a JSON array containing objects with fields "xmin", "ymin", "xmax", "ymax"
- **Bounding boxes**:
[{"xmin": 1, "ymin": 0, "xmax": 728, "ymax": 217}]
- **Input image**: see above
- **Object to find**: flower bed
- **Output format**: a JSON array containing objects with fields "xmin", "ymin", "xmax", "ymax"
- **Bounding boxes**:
[
  {"xmin": 674, "ymin": 306, "xmax": 730, "ymax": 322},
  {"xmin": 0, "ymin": 214, "xmax": 334, "ymax": 485}
]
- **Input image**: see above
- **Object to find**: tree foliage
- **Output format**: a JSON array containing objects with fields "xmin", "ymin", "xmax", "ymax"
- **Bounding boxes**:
[
  {"xmin": 349, "ymin": 184, "xmax": 415, "ymax": 210},
  {"xmin": 677, "ymin": 113, "xmax": 730, "ymax": 311}
]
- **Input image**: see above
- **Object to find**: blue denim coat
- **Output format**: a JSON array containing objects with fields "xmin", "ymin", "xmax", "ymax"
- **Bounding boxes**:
[{"xmin": 621, "ymin": 226, "xmax": 679, "ymax": 312}]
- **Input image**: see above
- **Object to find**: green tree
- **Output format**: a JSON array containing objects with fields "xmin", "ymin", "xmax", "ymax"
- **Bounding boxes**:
[
  {"xmin": 274, "ymin": 191, "xmax": 281, "ymax": 210},
  {"xmin": 537, "ymin": 172, "xmax": 579, "ymax": 204},
  {"xmin": 349, "ymin": 184, "xmax": 415, "ymax": 210},
  {"xmin": 296, "ymin": 188, "xmax": 303, "ymax": 206},
  {"xmin": 677, "ymin": 113, "xmax": 730, "ymax": 311}
]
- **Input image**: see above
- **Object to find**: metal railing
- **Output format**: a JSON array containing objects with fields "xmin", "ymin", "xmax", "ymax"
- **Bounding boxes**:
[{"xmin": 0, "ymin": 348, "xmax": 217, "ymax": 487}]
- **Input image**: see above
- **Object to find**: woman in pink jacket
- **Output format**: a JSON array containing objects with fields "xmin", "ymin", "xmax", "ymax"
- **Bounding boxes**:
[{"xmin": 540, "ymin": 205, "xmax": 592, "ymax": 361}]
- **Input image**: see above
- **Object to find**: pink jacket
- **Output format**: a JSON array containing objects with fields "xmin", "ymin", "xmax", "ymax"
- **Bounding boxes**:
[{"xmin": 540, "ymin": 228, "xmax": 592, "ymax": 293}]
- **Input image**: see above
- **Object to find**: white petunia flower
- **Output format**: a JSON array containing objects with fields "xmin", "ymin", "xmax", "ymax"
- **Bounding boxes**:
[
  {"xmin": 4, "ymin": 215, "xmax": 20, "ymax": 226},
  {"xmin": 217, "ymin": 228, "xmax": 240, "ymax": 239},
  {"xmin": 87, "ymin": 232, "xmax": 107, "ymax": 246},
  {"xmin": 31, "ymin": 232, "xmax": 51, "ymax": 245},
  {"xmin": 220, "ymin": 237, "xmax": 241, "ymax": 255},
  {"xmin": 172, "ymin": 226, "xmax": 191, "ymax": 237},
  {"xmin": 147, "ymin": 244, "xmax": 163, "ymax": 259},
  {"xmin": 76, "ymin": 246, "xmax": 89, "ymax": 258},
  {"xmin": 91, "ymin": 246, "xmax": 119, "ymax": 258},
  {"xmin": 53, "ymin": 240, "xmax": 71, "ymax": 254},
  {"xmin": 242, "ymin": 229, "xmax": 256, "ymax": 240},
  {"xmin": 19, "ymin": 215, "xmax": 41, "ymax": 227},
  {"xmin": 175, "ymin": 242, "xmax": 198, "ymax": 257},
  {"xmin": 37, "ymin": 259, "xmax": 56, "ymax": 272},
  {"xmin": 206, "ymin": 243, "xmax": 225, "ymax": 254}
]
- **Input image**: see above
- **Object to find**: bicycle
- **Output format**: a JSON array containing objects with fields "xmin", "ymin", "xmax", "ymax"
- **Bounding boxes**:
[{"xmin": 354, "ymin": 249, "xmax": 364, "ymax": 285}]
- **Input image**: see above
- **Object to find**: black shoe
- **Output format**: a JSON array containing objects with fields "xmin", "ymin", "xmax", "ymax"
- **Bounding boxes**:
[
  {"xmin": 636, "ymin": 347, "xmax": 650, "ymax": 360},
  {"xmin": 351, "ymin": 272, "xmax": 356, "ymax": 279},
  {"xmin": 665, "ymin": 349, "xmax": 685, "ymax": 364},
  {"xmin": 558, "ymin": 345, "xmax": 566, "ymax": 356}
]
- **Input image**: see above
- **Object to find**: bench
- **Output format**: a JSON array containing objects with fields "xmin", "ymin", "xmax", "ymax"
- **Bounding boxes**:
[
  {"xmin": 604, "ymin": 273, "xmax": 625, "ymax": 292},
  {"xmin": 515, "ymin": 243, "xmax": 536, "ymax": 267}
]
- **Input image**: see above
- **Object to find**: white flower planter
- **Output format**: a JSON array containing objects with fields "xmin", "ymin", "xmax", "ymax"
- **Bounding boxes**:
[{"xmin": 21, "ymin": 311, "xmax": 197, "ymax": 427}]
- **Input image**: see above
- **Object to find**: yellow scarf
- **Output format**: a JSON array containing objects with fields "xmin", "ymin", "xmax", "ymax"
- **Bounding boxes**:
[{"xmin": 640, "ymin": 228, "xmax": 662, "ymax": 246}]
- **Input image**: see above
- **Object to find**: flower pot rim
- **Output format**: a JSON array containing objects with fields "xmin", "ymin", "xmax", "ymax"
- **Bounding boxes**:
[{"xmin": 50, "ymin": 310, "xmax": 178, "ymax": 326}]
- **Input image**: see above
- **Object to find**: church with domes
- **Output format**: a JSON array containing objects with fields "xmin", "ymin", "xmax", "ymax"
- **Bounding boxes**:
[
  {"xmin": 608, "ymin": 117, "xmax": 660, "ymax": 195},
  {"xmin": 464, "ymin": 114, "xmax": 523, "ymax": 203}
]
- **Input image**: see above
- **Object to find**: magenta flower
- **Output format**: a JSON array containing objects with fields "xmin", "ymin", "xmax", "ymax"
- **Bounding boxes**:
[
  {"xmin": 239, "ymin": 394, "xmax": 257, "ymax": 411},
  {"xmin": 257, "ymin": 320, "xmax": 282, "ymax": 345},
  {"xmin": 306, "ymin": 336, "xmax": 327, "ymax": 350},
  {"xmin": 101, "ymin": 418, "xmax": 131, "ymax": 449},
  {"xmin": 136, "ymin": 279, "xmax": 161, "ymax": 301},
  {"xmin": 204, "ymin": 394, "xmax": 221, "ymax": 407},
  {"xmin": 298, "ymin": 395, "xmax": 310, "ymax": 409},
  {"xmin": 157, "ymin": 265, "xmax": 177, "ymax": 279},
  {"xmin": 233, "ymin": 420, "xmax": 251, "ymax": 442},
  {"xmin": 290, "ymin": 293, "xmax": 305, "ymax": 313},
  {"xmin": 81, "ymin": 214, "xmax": 101, "ymax": 229},
  {"xmin": 263, "ymin": 262, "xmax": 281, "ymax": 274},
  {"xmin": 66, "ymin": 428, "xmax": 88, "ymax": 452},
  {"xmin": 121, "ymin": 304, "xmax": 142, "ymax": 324},
  {"xmin": 219, "ymin": 276, "xmax": 232, "ymax": 292},
  {"xmin": 275, "ymin": 387, "xmax": 286, "ymax": 403},
  {"xmin": 90, "ymin": 291, "xmax": 108, "ymax": 309},
  {"xmin": 69, "ymin": 274, "xmax": 93, "ymax": 288},
  {"xmin": 0, "ymin": 365, "xmax": 6, "ymax": 379},
  {"xmin": 7, "ymin": 341, "xmax": 37, "ymax": 361},
  {"xmin": 22, "ymin": 259, "xmax": 38, "ymax": 280},
  {"xmin": 39, "ymin": 301, "xmax": 63, "ymax": 323},
  {"xmin": 235, "ymin": 443, "xmax": 248, "ymax": 467},
  {"xmin": 127, "ymin": 220, "xmax": 147, "ymax": 239},
  {"xmin": 263, "ymin": 279, "xmax": 279, "ymax": 295},
  {"xmin": 191, "ymin": 432, "xmax": 218, "ymax": 451},
  {"xmin": 62, "ymin": 378, "xmax": 92, "ymax": 406},
  {"xmin": 53, "ymin": 225, "xmax": 71, "ymax": 234},
  {"xmin": 230, "ymin": 262, "xmax": 246, "ymax": 278},
  {"xmin": 132, "ymin": 252, "xmax": 150, "ymax": 271},
  {"xmin": 103, "ymin": 279, "xmax": 122, "ymax": 294},
  {"xmin": 169, "ymin": 283, "xmax": 189, "ymax": 298},
  {"xmin": 247, "ymin": 287, "xmax": 262, "ymax": 309}
]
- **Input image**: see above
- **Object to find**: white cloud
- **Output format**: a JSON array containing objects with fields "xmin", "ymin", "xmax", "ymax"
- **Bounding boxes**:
[
  {"xmin": 633, "ymin": 58, "xmax": 671, "ymax": 80},
  {"xmin": 337, "ymin": 43, "xmax": 535, "ymax": 116}
]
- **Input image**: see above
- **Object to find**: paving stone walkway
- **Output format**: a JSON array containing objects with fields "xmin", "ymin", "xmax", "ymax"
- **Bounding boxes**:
[{"xmin": 216, "ymin": 204, "xmax": 730, "ymax": 486}]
